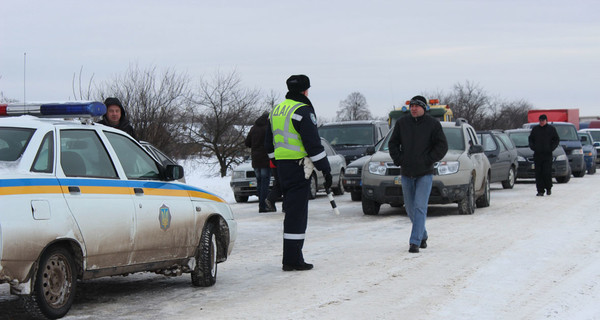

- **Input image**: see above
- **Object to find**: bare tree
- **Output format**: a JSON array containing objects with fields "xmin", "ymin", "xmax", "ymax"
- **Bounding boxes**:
[
  {"xmin": 71, "ymin": 66, "xmax": 95, "ymax": 100},
  {"xmin": 187, "ymin": 71, "xmax": 261, "ymax": 177},
  {"xmin": 336, "ymin": 92, "xmax": 372, "ymax": 121},
  {"xmin": 96, "ymin": 64, "xmax": 192, "ymax": 158},
  {"xmin": 0, "ymin": 75, "xmax": 17, "ymax": 103},
  {"xmin": 445, "ymin": 81, "xmax": 491, "ymax": 129},
  {"xmin": 480, "ymin": 99, "xmax": 532, "ymax": 130}
]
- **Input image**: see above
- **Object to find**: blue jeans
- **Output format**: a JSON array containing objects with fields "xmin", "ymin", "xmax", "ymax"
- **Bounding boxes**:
[
  {"xmin": 255, "ymin": 167, "xmax": 271, "ymax": 211},
  {"xmin": 401, "ymin": 174, "xmax": 433, "ymax": 246}
]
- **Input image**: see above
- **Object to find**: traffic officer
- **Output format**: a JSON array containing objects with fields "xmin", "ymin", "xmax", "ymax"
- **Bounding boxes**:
[{"xmin": 265, "ymin": 74, "xmax": 332, "ymax": 271}]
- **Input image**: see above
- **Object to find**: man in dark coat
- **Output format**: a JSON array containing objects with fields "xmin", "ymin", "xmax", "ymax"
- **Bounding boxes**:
[
  {"xmin": 98, "ymin": 97, "xmax": 137, "ymax": 139},
  {"xmin": 245, "ymin": 112, "xmax": 273, "ymax": 212},
  {"xmin": 388, "ymin": 95, "xmax": 448, "ymax": 253},
  {"xmin": 528, "ymin": 114, "xmax": 560, "ymax": 196}
]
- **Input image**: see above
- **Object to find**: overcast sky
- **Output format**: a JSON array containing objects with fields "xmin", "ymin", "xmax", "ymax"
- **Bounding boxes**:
[{"xmin": 1, "ymin": 0, "xmax": 599, "ymax": 119}]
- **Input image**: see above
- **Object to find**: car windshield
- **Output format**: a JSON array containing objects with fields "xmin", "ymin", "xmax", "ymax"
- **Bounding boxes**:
[
  {"xmin": 554, "ymin": 124, "xmax": 578, "ymax": 141},
  {"xmin": 0, "ymin": 127, "xmax": 36, "ymax": 161},
  {"xmin": 380, "ymin": 126, "xmax": 463, "ymax": 151},
  {"xmin": 587, "ymin": 131, "xmax": 600, "ymax": 141},
  {"xmin": 508, "ymin": 132, "xmax": 530, "ymax": 148},
  {"xmin": 319, "ymin": 124, "xmax": 374, "ymax": 146}
]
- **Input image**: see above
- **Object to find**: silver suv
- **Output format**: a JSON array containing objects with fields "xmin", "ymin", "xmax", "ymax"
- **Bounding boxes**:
[{"xmin": 361, "ymin": 119, "xmax": 491, "ymax": 215}]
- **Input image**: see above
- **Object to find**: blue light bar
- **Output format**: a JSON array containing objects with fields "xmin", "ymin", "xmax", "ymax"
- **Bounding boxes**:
[{"xmin": 0, "ymin": 102, "xmax": 106, "ymax": 118}]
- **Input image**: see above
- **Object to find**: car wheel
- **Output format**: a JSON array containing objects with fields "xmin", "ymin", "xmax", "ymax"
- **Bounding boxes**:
[
  {"xmin": 332, "ymin": 170, "xmax": 345, "ymax": 196},
  {"xmin": 476, "ymin": 174, "xmax": 491, "ymax": 208},
  {"xmin": 234, "ymin": 195, "xmax": 249, "ymax": 203},
  {"xmin": 501, "ymin": 166, "xmax": 516, "ymax": 189},
  {"xmin": 350, "ymin": 191, "xmax": 362, "ymax": 201},
  {"xmin": 362, "ymin": 197, "xmax": 381, "ymax": 215},
  {"xmin": 308, "ymin": 174, "xmax": 318, "ymax": 199},
  {"xmin": 192, "ymin": 221, "xmax": 218, "ymax": 287},
  {"xmin": 458, "ymin": 177, "xmax": 475, "ymax": 215},
  {"xmin": 573, "ymin": 169, "xmax": 586, "ymax": 178},
  {"xmin": 555, "ymin": 166, "xmax": 571, "ymax": 183},
  {"xmin": 25, "ymin": 246, "xmax": 77, "ymax": 319}
]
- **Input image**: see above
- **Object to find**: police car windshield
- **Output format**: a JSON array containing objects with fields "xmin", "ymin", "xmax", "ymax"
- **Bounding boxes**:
[{"xmin": 0, "ymin": 127, "xmax": 35, "ymax": 161}]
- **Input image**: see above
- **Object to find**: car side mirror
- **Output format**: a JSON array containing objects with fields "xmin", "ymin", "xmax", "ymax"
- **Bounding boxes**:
[
  {"xmin": 366, "ymin": 146, "xmax": 376, "ymax": 155},
  {"xmin": 469, "ymin": 144, "xmax": 484, "ymax": 154},
  {"xmin": 164, "ymin": 164, "xmax": 184, "ymax": 181}
]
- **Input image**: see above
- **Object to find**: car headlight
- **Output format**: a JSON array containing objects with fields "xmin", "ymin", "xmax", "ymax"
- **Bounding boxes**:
[
  {"xmin": 346, "ymin": 167, "xmax": 359, "ymax": 175},
  {"xmin": 572, "ymin": 149, "xmax": 583, "ymax": 155},
  {"xmin": 435, "ymin": 161, "xmax": 460, "ymax": 175},
  {"xmin": 517, "ymin": 155, "xmax": 527, "ymax": 162},
  {"xmin": 368, "ymin": 161, "xmax": 388, "ymax": 175},
  {"xmin": 555, "ymin": 154, "xmax": 568, "ymax": 161},
  {"xmin": 232, "ymin": 171, "xmax": 246, "ymax": 179}
]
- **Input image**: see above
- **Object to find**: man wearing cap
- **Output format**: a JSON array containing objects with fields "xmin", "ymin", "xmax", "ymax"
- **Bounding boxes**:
[
  {"xmin": 265, "ymin": 74, "xmax": 332, "ymax": 271},
  {"xmin": 528, "ymin": 114, "xmax": 559, "ymax": 196},
  {"xmin": 388, "ymin": 95, "xmax": 448, "ymax": 253},
  {"xmin": 98, "ymin": 97, "xmax": 137, "ymax": 139}
]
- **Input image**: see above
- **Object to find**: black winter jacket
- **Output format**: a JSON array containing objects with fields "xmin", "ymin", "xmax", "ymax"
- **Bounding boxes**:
[
  {"xmin": 528, "ymin": 124, "xmax": 559, "ymax": 159},
  {"xmin": 245, "ymin": 113, "xmax": 271, "ymax": 168},
  {"xmin": 388, "ymin": 114, "xmax": 448, "ymax": 177}
]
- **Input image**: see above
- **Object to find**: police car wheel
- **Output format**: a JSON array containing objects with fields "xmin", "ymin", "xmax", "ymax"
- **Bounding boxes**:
[
  {"xmin": 191, "ymin": 222, "xmax": 218, "ymax": 287},
  {"xmin": 26, "ymin": 246, "xmax": 77, "ymax": 319}
]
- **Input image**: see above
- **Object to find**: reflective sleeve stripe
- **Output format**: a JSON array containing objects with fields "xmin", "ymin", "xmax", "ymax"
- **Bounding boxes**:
[
  {"xmin": 283, "ymin": 233, "xmax": 305, "ymax": 240},
  {"xmin": 291, "ymin": 113, "xmax": 303, "ymax": 121},
  {"xmin": 310, "ymin": 151, "xmax": 326, "ymax": 162}
]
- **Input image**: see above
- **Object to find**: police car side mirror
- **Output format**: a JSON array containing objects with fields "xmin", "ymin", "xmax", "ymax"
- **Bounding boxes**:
[{"xmin": 164, "ymin": 165, "xmax": 184, "ymax": 181}]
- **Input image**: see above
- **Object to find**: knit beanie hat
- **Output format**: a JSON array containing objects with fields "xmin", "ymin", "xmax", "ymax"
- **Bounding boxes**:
[
  {"xmin": 104, "ymin": 97, "xmax": 123, "ymax": 108},
  {"xmin": 286, "ymin": 75, "xmax": 311, "ymax": 92},
  {"xmin": 409, "ymin": 95, "xmax": 428, "ymax": 110}
]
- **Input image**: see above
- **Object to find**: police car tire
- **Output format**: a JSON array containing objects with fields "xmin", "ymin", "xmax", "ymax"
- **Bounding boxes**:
[
  {"xmin": 191, "ymin": 222, "xmax": 218, "ymax": 287},
  {"xmin": 25, "ymin": 246, "xmax": 77, "ymax": 319},
  {"xmin": 309, "ymin": 174, "xmax": 318, "ymax": 200}
]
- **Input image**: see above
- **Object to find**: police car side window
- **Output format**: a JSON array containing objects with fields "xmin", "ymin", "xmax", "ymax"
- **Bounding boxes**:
[
  {"xmin": 60, "ymin": 130, "xmax": 118, "ymax": 178},
  {"xmin": 31, "ymin": 131, "xmax": 54, "ymax": 173},
  {"xmin": 105, "ymin": 132, "xmax": 160, "ymax": 180}
]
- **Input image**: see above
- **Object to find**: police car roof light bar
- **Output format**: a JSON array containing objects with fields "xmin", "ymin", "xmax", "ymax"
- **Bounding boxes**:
[{"xmin": 0, "ymin": 102, "xmax": 106, "ymax": 118}]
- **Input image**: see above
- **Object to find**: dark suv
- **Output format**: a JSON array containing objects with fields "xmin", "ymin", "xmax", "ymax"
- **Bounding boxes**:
[
  {"xmin": 318, "ymin": 120, "xmax": 389, "ymax": 164},
  {"xmin": 476, "ymin": 130, "xmax": 519, "ymax": 189}
]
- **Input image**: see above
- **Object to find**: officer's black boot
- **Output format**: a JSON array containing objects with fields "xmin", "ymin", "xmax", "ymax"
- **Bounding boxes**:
[{"xmin": 282, "ymin": 239, "xmax": 313, "ymax": 271}]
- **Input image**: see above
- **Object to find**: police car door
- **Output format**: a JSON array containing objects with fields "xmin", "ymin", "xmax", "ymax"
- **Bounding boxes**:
[
  {"xmin": 103, "ymin": 132, "xmax": 195, "ymax": 263},
  {"xmin": 58, "ymin": 128, "xmax": 136, "ymax": 269}
]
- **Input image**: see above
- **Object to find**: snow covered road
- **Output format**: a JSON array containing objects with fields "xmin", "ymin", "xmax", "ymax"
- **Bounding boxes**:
[{"xmin": 2, "ymin": 174, "xmax": 600, "ymax": 319}]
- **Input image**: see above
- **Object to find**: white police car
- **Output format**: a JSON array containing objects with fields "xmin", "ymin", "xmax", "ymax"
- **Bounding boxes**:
[{"xmin": 0, "ymin": 102, "xmax": 237, "ymax": 319}]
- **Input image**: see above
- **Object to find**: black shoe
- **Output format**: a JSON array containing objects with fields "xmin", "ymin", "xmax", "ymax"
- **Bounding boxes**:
[
  {"xmin": 409, "ymin": 244, "xmax": 420, "ymax": 253},
  {"xmin": 546, "ymin": 189, "xmax": 551, "ymax": 196},
  {"xmin": 420, "ymin": 239, "xmax": 427, "ymax": 249},
  {"xmin": 536, "ymin": 192, "xmax": 544, "ymax": 197},
  {"xmin": 282, "ymin": 262, "xmax": 314, "ymax": 271},
  {"xmin": 265, "ymin": 199, "xmax": 277, "ymax": 212},
  {"xmin": 259, "ymin": 208, "xmax": 269, "ymax": 213}
]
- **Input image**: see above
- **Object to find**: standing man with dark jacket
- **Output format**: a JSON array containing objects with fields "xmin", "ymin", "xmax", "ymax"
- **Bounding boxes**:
[
  {"xmin": 245, "ymin": 112, "xmax": 273, "ymax": 213},
  {"xmin": 528, "ymin": 114, "xmax": 560, "ymax": 196},
  {"xmin": 98, "ymin": 97, "xmax": 137, "ymax": 140},
  {"xmin": 265, "ymin": 74, "xmax": 332, "ymax": 271},
  {"xmin": 388, "ymin": 95, "xmax": 448, "ymax": 253}
]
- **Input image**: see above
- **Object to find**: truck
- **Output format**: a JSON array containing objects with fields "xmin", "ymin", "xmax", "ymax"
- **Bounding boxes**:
[
  {"xmin": 388, "ymin": 99, "xmax": 454, "ymax": 127},
  {"xmin": 527, "ymin": 109, "xmax": 580, "ymax": 130}
]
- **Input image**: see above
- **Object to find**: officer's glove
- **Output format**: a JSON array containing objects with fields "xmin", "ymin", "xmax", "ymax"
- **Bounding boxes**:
[
  {"xmin": 324, "ymin": 172, "xmax": 333, "ymax": 190},
  {"xmin": 300, "ymin": 157, "xmax": 315, "ymax": 180}
]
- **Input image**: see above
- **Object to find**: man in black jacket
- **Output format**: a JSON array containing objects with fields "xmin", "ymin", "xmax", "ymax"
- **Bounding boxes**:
[
  {"xmin": 388, "ymin": 96, "xmax": 448, "ymax": 253},
  {"xmin": 528, "ymin": 114, "xmax": 560, "ymax": 196},
  {"xmin": 245, "ymin": 112, "xmax": 273, "ymax": 212},
  {"xmin": 98, "ymin": 97, "xmax": 137, "ymax": 140}
]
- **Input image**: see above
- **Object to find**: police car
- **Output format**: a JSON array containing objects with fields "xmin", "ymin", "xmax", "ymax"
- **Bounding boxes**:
[{"xmin": 0, "ymin": 102, "xmax": 237, "ymax": 319}]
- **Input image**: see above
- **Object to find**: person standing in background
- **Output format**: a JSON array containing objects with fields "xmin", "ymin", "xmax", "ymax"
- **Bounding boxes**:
[
  {"xmin": 528, "ymin": 114, "xmax": 560, "ymax": 196},
  {"xmin": 245, "ymin": 112, "xmax": 273, "ymax": 212}
]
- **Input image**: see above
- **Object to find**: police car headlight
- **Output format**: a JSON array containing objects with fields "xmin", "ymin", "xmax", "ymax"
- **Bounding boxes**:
[
  {"xmin": 555, "ymin": 154, "xmax": 568, "ymax": 161},
  {"xmin": 435, "ymin": 161, "xmax": 460, "ymax": 175},
  {"xmin": 232, "ymin": 171, "xmax": 246, "ymax": 179},
  {"xmin": 346, "ymin": 167, "xmax": 359, "ymax": 175},
  {"xmin": 368, "ymin": 162, "xmax": 387, "ymax": 175}
]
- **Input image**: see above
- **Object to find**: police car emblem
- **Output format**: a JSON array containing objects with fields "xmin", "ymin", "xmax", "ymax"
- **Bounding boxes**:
[
  {"xmin": 159, "ymin": 204, "xmax": 172, "ymax": 231},
  {"xmin": 310, "ymin": 113, "xmax": 317, "ymax": 125}
]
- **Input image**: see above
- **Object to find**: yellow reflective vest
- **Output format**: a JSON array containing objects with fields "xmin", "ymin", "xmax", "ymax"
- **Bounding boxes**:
[{"xmin": 270, "ymin": 99, "xmax": 308, "ymax": 160}]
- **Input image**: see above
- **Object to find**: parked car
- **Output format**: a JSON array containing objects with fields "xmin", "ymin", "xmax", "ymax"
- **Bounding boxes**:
[
  {"xmin": 342, "ymin": 138, "xmax": 385, "ymax": 201},
  {"xmin": 505, "ymin": 128, "xmax": 571, "ymax": 183},
  {"xmin": 361, "ymin": 118, "xmax": 491, "ymax": 215},
  {"xmin": 476, "ymin": 130, "xmax": 519, "ymax": 189},
  {"xmin": 0, "ymin": 102, "xmax": 237, "ymax": 319},
  {"xmin": 318, "ymin": 120, "xmax": 389, "ymax": 164},
  {"xmin": 578, "ymin": 128, "xmax": 600, "ymax": 165},
  {"xmin": 230, "ymin": 137, "xmax": 346, "ymax": 202},
  {"xmin": 523, "ymin": 122, "xmax": 585, "ymax": 177},
  {"xmin": 578, "ymin": 131, "xmax": 597, "ymax": 174}
]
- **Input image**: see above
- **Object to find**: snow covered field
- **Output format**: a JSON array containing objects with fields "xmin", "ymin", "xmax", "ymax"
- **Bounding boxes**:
[{"xmin": 2, "ymin": 160, "xmax": 600, "ymax": 319}]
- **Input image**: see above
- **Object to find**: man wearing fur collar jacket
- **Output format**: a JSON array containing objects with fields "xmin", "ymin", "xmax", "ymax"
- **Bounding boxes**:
[{"xmin": 265, "ymin": 74, "xmax": 332, "ymax": 271}]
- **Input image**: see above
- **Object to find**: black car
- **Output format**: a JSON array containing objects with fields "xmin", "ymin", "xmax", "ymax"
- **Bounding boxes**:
[
  {"xmin": 342, "ymin": 138, "xmax": 385, "ymax": 201},
  {"xmin": 476, "ymin": 130, "xmax": 519, "ymax": 189},
  {"xmin": 318, "ymin": 120, "xmax": 389, "ymax": 164},
  {"xmin": 506, "ymin": 129, "xmax": 571, "ymax": 183}
]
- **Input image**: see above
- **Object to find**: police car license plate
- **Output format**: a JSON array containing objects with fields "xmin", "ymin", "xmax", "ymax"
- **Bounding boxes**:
[{"xmin": 394, "ymin": 176, "xmax": 401, "ymax": 185}]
